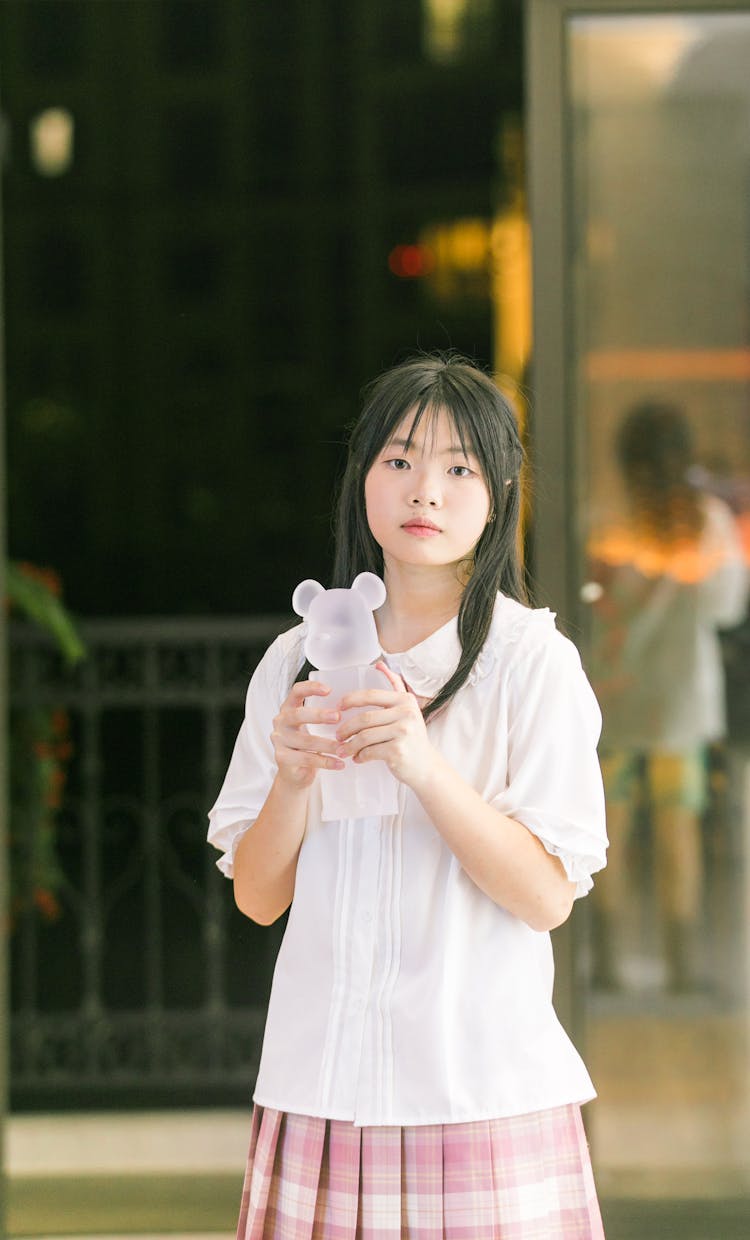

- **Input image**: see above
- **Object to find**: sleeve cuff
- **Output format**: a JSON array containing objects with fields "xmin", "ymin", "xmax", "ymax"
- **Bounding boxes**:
[
  {"xmin": 505, "ymin": 807, "xmax": 608, "ymax": 901},
  {"xmin": 536, "ymin": 838, "xmax": 596, "ymax": 899},
  {"xmin": 208, "ymin": 817, "xmax": 254, "ymax": 879}
]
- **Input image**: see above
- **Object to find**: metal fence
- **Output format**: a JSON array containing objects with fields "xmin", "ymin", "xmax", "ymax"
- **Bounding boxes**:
[{"xmin": 9, "ymin": 615, "xmax": 292, "ymax": 1108}]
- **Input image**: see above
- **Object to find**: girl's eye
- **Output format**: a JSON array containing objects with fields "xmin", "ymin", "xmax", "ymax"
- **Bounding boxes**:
[
  {"xmin": 448, "ymin": 465, "xmax": 473, "ymax": 478},
  {"xmin": 385, "ymin": 457, "xmax": 410, "ymax": 471}
]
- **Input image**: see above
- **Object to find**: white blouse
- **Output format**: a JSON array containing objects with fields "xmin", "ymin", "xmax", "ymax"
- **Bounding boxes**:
[{"xmin": 208, "ymin": 593, "xmax": 608, "ymax": 1126}]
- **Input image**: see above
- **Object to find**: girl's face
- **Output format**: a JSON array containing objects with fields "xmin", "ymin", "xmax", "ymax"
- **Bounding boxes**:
[{"xmin": 364, "ymin": 406, "xmax": 492, "ymax": 576}]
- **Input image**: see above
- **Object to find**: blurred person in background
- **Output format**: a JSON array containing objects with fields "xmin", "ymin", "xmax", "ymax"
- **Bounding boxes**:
[{"xmin": 587, "ymin": 401, "xmax": 748, "ymax": 992}]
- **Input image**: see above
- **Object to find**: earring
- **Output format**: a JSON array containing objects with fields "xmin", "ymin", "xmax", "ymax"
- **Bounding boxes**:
[{"xmin": 487, "ymin": 509, "xmax": 496, "ymax": 523}]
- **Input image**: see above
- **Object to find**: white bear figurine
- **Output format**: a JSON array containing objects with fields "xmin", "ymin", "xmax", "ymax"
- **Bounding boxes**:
[{"xmin": 292, "ymin": 572, "xmax": 400, "ymax": 821}]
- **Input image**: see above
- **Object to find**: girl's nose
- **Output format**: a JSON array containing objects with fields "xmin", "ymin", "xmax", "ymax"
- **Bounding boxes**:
[
  {"xmin": 410, "ymin": 490, "xmax": 440, "ymax": 507},
  {"xmin": 409, "ymin": 469, "xmax": 442, "ymax": 507}
]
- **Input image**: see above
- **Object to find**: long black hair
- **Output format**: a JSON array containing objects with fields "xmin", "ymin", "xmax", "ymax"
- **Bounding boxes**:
[{"xmin": 331, "ymin": 353, "xmax": 527, "ymax": 719}]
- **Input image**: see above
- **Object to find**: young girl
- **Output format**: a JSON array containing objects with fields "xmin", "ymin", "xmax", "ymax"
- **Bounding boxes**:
[{"xmin": 208, "ymin": 354, "xmax": 608, "ymax": 1239}]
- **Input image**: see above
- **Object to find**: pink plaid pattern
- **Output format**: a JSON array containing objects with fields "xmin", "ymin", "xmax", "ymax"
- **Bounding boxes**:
[{"xmin": 236, "ymin": 1104, "xmax": 605, "ymax": 1239}]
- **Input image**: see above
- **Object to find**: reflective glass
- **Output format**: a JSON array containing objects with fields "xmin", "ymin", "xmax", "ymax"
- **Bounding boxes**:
[{"xmin": 568, "ymin": 12, "xmax": 750, "ymax": 1197}]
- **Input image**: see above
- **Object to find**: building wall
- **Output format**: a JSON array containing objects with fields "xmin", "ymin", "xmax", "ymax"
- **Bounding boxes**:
[{"xmin": 1, "ymin": 0, "xmax": 522, "ymax": 617}]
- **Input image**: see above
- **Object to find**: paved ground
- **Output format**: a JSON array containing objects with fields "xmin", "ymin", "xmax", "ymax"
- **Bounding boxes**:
[
  {"xmin": 5, "ymin": 1110, "xmax": 247, "ymax": 1238},
  {"xmin": 6, "ymin": 1110, "xmax": 251, "ymax": 1178}
]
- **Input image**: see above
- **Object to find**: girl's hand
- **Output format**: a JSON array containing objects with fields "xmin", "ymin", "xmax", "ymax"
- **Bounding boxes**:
[
  {"xmin": 271, "ymin": 680, "xmax": 345, "ymax": 790},
  {"xmin": 336, "ymin": 662, "xmax": 439, "ymax": 790}
]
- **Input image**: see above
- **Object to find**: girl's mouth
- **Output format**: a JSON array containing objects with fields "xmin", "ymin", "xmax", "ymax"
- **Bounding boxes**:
[{"xmin": 402, "ymin": 520, "xmax": 442, "ymax": 537}]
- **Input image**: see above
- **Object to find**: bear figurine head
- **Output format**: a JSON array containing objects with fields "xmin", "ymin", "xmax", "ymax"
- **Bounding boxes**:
[{"xmin": 292, "ymin": 572, "xmax": 386, "ymax": 670}]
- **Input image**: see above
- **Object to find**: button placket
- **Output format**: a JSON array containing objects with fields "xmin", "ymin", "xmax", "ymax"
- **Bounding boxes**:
[
  {"xmin": 319, "ymin": 816, "xmax": 382, "ymax": 1116},
  {"xmin": 349, "ymin": 814, "xmax": 389, "ymax": 1122},
  {"xmin": 353, "ymin": 791, "xmax": 403, "ymax": 1125}
]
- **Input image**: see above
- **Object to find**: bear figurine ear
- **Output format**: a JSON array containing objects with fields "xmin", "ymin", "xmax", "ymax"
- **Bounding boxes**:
[
  {"xmin": 351, "ymin": 572, "xmax": 386, "ymax": 611},
  {"xmin": 292, "ymin": 579, "xmax": 325, "ymax": 617}
]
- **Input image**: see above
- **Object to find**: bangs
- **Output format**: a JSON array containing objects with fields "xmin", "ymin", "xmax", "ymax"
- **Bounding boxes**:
[
  {"xmin": 396, "ymin": 399, "xmax": 477, "ymax": 466},
  {"xmin": 360, "ymin": 362, "xmax": 513, "ymax": 495}
]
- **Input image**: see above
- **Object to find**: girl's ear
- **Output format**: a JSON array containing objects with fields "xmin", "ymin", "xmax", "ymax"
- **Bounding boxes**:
[
  {"xmin": 292, "ymin": 579, "xmax": 324, "ymax": 617},
  {"xmin": 351, "ymin": 572, "xmax": 386, "ymax": 611}
]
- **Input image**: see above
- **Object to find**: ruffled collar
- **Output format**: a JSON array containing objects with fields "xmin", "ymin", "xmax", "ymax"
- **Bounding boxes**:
[
  {"xmin": 295, "ymin": 594, "xmax": 555, "ymax": 699},
  {"xmin": 380, "ymin": 593, "xmax": 553, "ymax": 698},
  {"xmin": 380, "ymin": 614, "xmax": 462, "ymax": 698}
]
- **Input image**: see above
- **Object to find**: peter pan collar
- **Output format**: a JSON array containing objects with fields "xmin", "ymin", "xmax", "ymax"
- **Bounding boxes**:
[
  {"xmin": 379, "ymin": 593, "xmax": 556, "ymax": 699},
  {"xmin": 380, "ymin": 614, "xmax": 463, "ymax": 698}
]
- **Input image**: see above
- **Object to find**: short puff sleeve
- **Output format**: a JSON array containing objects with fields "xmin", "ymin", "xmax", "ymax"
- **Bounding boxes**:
[
  {"xmin": 207, "ymin": 628, "xmax": 302, "ymax": 878},
  {"xmin": 492, "ymin": 629, "xmax": 608, "ymax": 898}
]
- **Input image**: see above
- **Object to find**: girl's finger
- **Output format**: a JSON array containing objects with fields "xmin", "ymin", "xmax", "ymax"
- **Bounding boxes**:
[
  {"xmin": 274, "ymin": 727, "xmax": 342, "ymax": 755},
  {"xmin": 275, "ymin": 744, "xmax": 345, "ymax": 771},
  {"xmin": 337, "ymin": 724, "xmax": 400, "ymax": 758},
  {"xmin": 350, "ymin": 741, "xmax": 387, "ymax": 765},
  {"xmin": 287, "ymin": 680, "xmax": 331, "ymax": 704},
  {"xmin": 335, "ymin": 704, "xmax": 410, "ymax": 742},
  {"xmin": 338, "ymin": 687, "xmax": 409, "ymax": 711},
  {"xmin": 374, "ymin": 660, "xmax": 408, "ymax": 694},
  {"xmin": 286, "ymin": 704, "xmax": 341, "ymax": 726}
]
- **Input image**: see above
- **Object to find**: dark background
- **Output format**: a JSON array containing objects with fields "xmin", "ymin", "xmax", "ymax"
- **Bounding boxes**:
[{"xmin": 1, "ymin": 0, "xmax": 523, "ymax": 618}]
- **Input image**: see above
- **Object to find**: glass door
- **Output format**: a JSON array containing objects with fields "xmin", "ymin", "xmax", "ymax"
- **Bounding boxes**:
[{"xmin": 528, "ymin": 0, "xmax": 750, "ymax": 1224}]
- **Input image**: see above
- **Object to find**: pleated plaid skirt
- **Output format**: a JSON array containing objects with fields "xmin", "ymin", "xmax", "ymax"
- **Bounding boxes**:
[{"xmin": 236, "ymin": 1103, "xmax": 605, "ymax": 1239}]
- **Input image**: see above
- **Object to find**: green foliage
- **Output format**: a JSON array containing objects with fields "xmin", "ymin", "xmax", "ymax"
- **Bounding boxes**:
[
  {"xmin": 8, "ymin": 562, "xmax": 85, "ymax": 926},
  {"xmin": 7, "ymin": 561, "xmax": 85, "ymax": 664}
]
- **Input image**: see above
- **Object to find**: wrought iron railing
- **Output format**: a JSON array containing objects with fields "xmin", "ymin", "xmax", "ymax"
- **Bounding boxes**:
[{"xmin": 9, "ymin": 616, "xmax": 293, "ymax": 1108}]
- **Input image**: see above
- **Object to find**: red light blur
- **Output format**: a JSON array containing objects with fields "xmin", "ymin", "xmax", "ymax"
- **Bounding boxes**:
[{"xmin": 388, "ymin": 244, "xmax": 435, "ymax": 279}]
